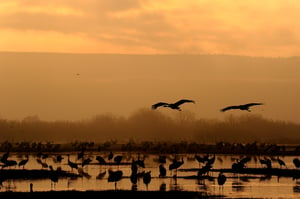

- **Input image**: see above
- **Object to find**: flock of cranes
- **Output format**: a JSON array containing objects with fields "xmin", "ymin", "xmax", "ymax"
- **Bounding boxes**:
[
  {"xmin": 151, "ymin": 99, "xmax": 264, "ymax": 112},
  {"xmin": 1, "ymin": 150, "xmax": 300, "ymax": 192}
]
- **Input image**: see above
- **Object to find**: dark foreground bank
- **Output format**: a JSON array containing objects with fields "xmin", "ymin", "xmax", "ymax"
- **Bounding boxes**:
[{"xmin": 0, "ymin": 190, "xmax": 226, "ymax": 199}]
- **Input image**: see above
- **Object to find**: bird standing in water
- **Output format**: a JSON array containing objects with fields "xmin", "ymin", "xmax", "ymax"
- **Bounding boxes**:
[
  {"xmin": 67, "ymin": 154, "xmax": 78, "ymax": 171},
  {"xmin": 143, "ymin": 171, "xmax": 151, "ymax": 191},
  {"xmin": 159, "ymin": 164, "xmax": 167, "ymax": 178},
  {"xmin": 108, "ymin": 169, "xmax": 123, "ymax": 190},
  {"xmin": 18, "ymin": 154, "xmax": 29, "ymax": 169},
  {"xmin": 217, "ymin": 172, "xmax": 227, "ymax": 193}
]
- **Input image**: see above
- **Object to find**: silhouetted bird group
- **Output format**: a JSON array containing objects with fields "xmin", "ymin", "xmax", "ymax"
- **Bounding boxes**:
[{"xmin": 151, "ymin": 99, "xmax": 264, "ymax": 113}]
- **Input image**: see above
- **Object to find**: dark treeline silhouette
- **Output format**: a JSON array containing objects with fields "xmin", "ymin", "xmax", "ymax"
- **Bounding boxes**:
[{"xmin": 0, "ymin": 108, "xmax": 300, "ymax": 145}]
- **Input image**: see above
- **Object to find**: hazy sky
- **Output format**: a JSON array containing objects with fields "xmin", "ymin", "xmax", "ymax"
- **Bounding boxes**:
[
  {"xmin": 1, "ymin": 53, "xmax": 300, "ymax": 124},
  {"xmin": 1, "ymin": 1, "xmax": 300, "ymax": 124},
  {"xmin": 1, "ymin": 0, "xmax": 300, "ymax": 56}
]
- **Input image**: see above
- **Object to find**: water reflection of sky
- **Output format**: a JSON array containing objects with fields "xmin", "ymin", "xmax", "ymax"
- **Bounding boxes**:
[{"xmin": 0, "ymin": 153, "xmax": 300, "ymax": 198}]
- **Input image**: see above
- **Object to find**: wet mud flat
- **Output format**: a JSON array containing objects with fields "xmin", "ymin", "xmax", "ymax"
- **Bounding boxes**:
[{"xmin": 0, "ymin": 190, "xmax": 226, "ymax": 199}]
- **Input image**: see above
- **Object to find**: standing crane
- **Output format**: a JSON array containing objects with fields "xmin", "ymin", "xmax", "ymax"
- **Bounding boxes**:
[
  {"xmin": 169, "ymin": 156, "xmax": 184, "ymax": 178},
  {"xmin": 143, "ymin": 171, "xmax": 151, "ymax": 191},
  {"xmin": 18, "ymin": 154, "xmax": 29, "ymax": 169},
  {"xmin": 67, "ymin": 154, "xmax": 78, "ymax": 171},
  {"xmin": 108, "ymin": 169, "xmax": 123, "ymax": 190},
  {"xmin": 217, "ymin": 172, "xmax": 227, "ymax": 193}
]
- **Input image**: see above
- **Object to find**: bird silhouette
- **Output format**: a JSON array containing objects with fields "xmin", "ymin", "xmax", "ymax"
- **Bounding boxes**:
[
  {"xmin": 36, "ymin": 158, "xmax": 48, "ymax": 169},
  {"xmin": 218, "ymin": 172, "xmax": 226, "ymax": 185},
  {"xmin": 197, "ymin": 163, "xmax": 212, "ymax": 178},
  {"xmin": 18, "ymin": 155, "xmax": 29, "ymax": 169},
  {"xmin": 0, "ymin": 151, "xmax": 9, "ymax": 163},
  {"xmin": 134, "ymin": 153, "xmax": 145, "ymax": 168},
  {"xmin": 217, "ymin": 172, "xmax": 227, "ymax": 192},
  {"xmin": 96, "ymin": 155, "xmax": 107, "ymax": 165},
  {"xmin": 77, "ymin": 150, "xmax": 85, "ymax": 161},
  {"xmin": 55, "ymin": 154, "xmax": 64, "ymax": 163},
  {"xmin": 81, "ymin": 157, "xmax": 92, "ymax": 168},
  {"xmin": 108, "ymin": 169, "xmax": 123, "ymax": 190},
  {"xmin": 207, "ymin": 154, "xmax": 216, "ymax": 166},
  {"xmin": 259, "ymin": 157, "xmax": 272, "ymax": 169},
  {"xmin": 114, "ymin": 155, "xmax": 123, "ymax": 165},
  {"xmin": 293, "ymin": 158, "xmax": 300, "ymax": 169},
  {"xmin": 96, "ymin": 170, "xmax": 106, "ymax": 179},
  {"xmin": 158, "ymin": 155, "xmax": 167, "ymax": 164},
  {"xmin": 108, "ymin": 151, "xmax": 114, "ymax": 162},
  {"xmin": 159, "ymin": 164, "xmax": 167, "ymax": 178},
  {"xmin": 49, "ymin": 165, "xmax": 59, "ymax": 189},
  {"xmin": 130, "ymin": 172, "xmax": 138, "ymax": 185},
  {"xmin": 2, "ymin": 159, "xmax": 17, "ymax": 168},
  {"xmin": 220, "ymin": 103, "xmax": 263, "ymax": 112},
  {"xmin": 131, "ymin": 160, "xmax": 138, "ymax": 174},
  {"xmin": 67, "ymin": 154, "xmax": 78, "ymax": 171},
  {"xmin": 276, "ymin": 157, "xmax": 286, "ymax": 168},
  {"xmin": 169, "ymin": 156, "xmax": 184, "ymax": 178},
  {"xmin": 143, "ymin": 171, "xmax": 151, "ymax": 191},
  {"xmin": 152, "ymin": 99, "xmax": 195, "ymax": 111}
]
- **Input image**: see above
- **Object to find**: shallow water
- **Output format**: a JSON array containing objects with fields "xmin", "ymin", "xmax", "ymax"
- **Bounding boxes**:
[{"xmin": 1, "ymin": 152, "xmax": 300, "ymax": 198}]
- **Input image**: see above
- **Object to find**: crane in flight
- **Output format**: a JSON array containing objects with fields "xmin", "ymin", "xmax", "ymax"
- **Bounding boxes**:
[
  {"xmin": 152, "ymin": 99, "xmax": 195, "ymax": 111},
  {"xmin": 220, "ymin": 102, "xmax": 264, "ymax": 112}
]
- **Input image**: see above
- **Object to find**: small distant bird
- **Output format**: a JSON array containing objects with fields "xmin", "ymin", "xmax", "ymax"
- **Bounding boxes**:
[
  {"xmin": 158, "ymin": 155, "xmax": 167, "ymax": 164},
  {"xmin": 2, "ymin": 159, "xmax": 17, "ymax": 168},
  {"xmin": 77, "ymin": 150, "xmax": 85, "ymax": 160},
  {"xmin": 1, "ymin": 151, "xmax": 10, "ymax": 163},
  {"xmin": 49, "ymin": 165, "xmax": 59, "ymax": 188},
  {"xmin": 81, "ymin": 157, "xmax": 92, "ymax": 167},
  {"xmin": 67, "ymin": 154, "xmax": 78, "ymax": 171},
  {"xmin": 220, "ymin": 103, "xmax": 264, "ymax": 112},
  {"xmin": 169, "ymin": 157, "xmax": 184, "ymax": 177},
  {"xmin": 143, "ymin": 171, "xmax": 151, "ymax": 190},
  {"xmin": 293, "ymin": 158, "xmax": 300, "ymax": 168},
  {"xmin": 18, "ymin": 155, "xmax": 29, "ymax": 169},
  {"xmin": 96, "ymin": 155, "xmax": 107, "ymax": 165},
  {"xmin": 55, "ymin": 155, "xmax": 64, "ymax": 163},
  {"xmin": 36, "ymin": 158, "xmax": 48, "ymax": 169},
  {"xmin": 130, "ymin": 172, "xmax": 138, "ymax": 185},
  {"xmin": 159, "ymin": 164, "xmax": 167, "ymax": 178},
  {"xmin": 96, "ymin": 170, "xmax": 106, "ymax": 179},
  {"xmin": 152, "ymin": 99, "xmax": 195, "ymax": 111},
  {"xmin": 131, "ymin": 160, "xmax": 138, "ymax": 174},
  {"xmin": 108, "ymin": 169, "xmax": 123, "ymax": 190},
  {"xmin": 217, "ymin": 172, "xmax": 227, "ymax": 188},
  {"xmin": 108, "ymin": 151, "xmax": 114, "ymax": 161},
  {"xmin": 114, "ymin": 155, "xmax": 123, "ymax": 165},
  {"xmin": 276, "ymin": 157, "xmax": 286, "ymax": 168},
  {"xmin": 195, "ymin": 155, "xmax": 206, "ymax": 168}
]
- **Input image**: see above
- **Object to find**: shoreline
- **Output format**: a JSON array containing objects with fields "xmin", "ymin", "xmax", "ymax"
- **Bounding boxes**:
[{"xmin": 0, "ymin": 190, "xmax": 226, "ymax": 199}]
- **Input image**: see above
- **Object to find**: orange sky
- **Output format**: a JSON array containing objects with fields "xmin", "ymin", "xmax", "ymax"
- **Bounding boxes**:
[
  {"xmin": 1, "ymin": 53, "xmax": 300, "ymax": 124},
  {"xmin": 1, "ymin": 0, "xmax": 300, "ymax": 56},
  {"xmin": 1, "ymin": 1, "xmax": 300, "ymax": 124}
]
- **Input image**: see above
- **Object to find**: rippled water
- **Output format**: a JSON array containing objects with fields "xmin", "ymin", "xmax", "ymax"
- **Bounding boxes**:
[{"xmin": 1, "ymin": 152, "xmax": 300, "ymax": 198}]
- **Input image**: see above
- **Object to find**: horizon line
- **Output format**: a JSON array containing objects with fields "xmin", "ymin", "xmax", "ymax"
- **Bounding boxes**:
[{"xmin": 1, "ymin": 50, "xmax": 299, "ymax": 59}]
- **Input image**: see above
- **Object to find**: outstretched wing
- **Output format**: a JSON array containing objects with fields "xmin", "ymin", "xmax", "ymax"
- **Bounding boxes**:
[
  {"xmin": 220, "ymin": 105, "xmax": 240, "ymax": 112},
  {"xmin": 173, "ymin": 99, "xmax": 195, "ymax": 106},
  {"xmin": 151, "ymin": 102, "xmax": 169, "ymax": 109},
  {"xmin": 244, "ymin": 103, "xmax": 264, "ymax": 107}
]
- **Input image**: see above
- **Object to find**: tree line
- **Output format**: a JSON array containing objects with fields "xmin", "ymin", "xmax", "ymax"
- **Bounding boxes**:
[{"xmin": 0, "ymin": 108, "xmax": 299, "ymax": 144}]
